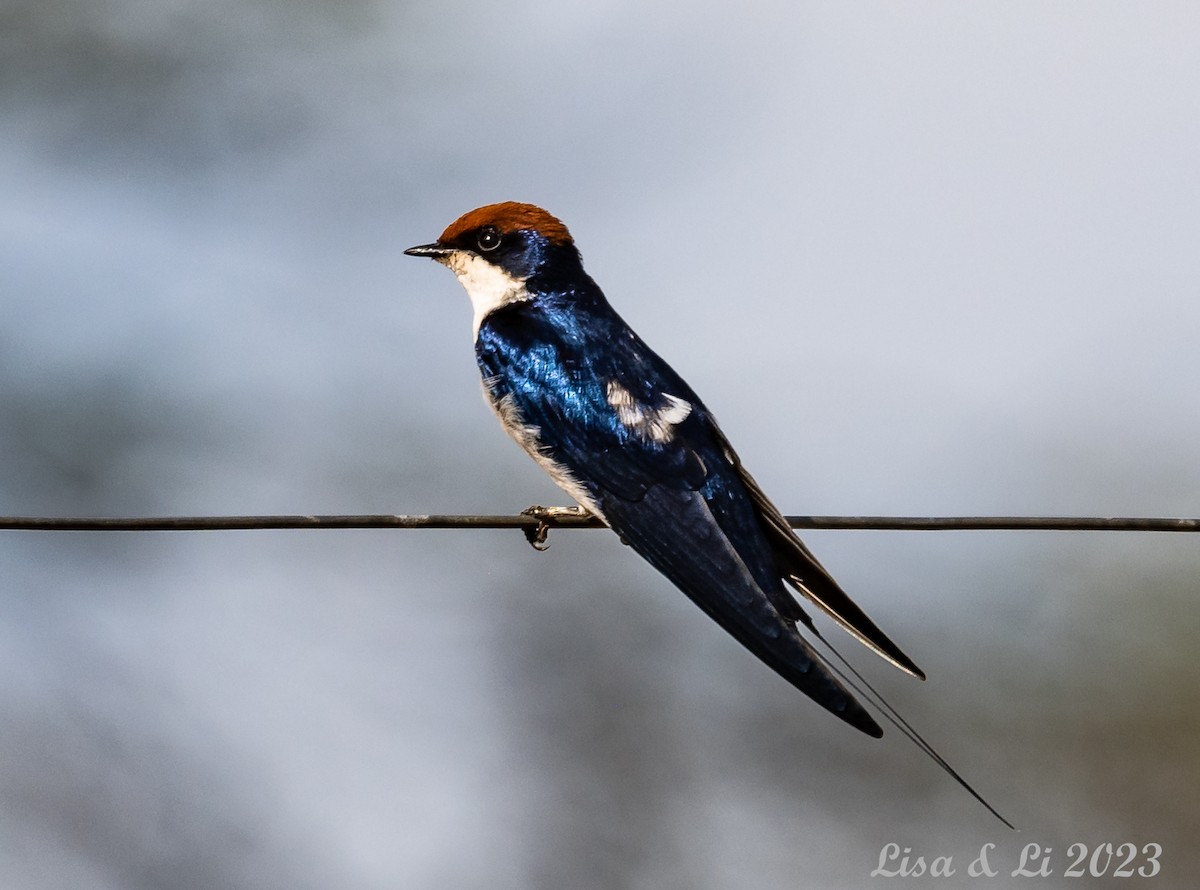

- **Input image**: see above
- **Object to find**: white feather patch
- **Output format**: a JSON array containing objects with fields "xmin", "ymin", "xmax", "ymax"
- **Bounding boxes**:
[
  {"xmin": 442, "ymin": 251, "xmax": 530, "ymax": 338},
  {"xmin": 606, "ymin": 381, "xmax": 692, "ymax": 444}
]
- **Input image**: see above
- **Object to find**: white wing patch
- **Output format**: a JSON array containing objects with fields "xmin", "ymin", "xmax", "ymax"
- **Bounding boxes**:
[{"xmin": 606, "ymin": 381, "xmax": 692, "ymax": 444}]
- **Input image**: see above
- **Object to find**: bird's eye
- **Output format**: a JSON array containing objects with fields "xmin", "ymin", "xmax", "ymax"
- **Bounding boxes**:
[{"xmin": 476, "ymin": 226, "xmax": 502, "ymax": 252}]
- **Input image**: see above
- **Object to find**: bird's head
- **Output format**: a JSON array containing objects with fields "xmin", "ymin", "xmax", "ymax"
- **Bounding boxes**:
[{"xmin": 405, "ymin": 202, "xmax": 587, "ymax": 334}]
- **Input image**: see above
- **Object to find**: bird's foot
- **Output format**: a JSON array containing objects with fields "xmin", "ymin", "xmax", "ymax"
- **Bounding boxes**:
[{"xmin": 520, "ymin": 505, "xmax": 591, "ymax": 551}]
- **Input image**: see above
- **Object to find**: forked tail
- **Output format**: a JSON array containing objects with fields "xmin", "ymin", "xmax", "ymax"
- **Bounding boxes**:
[{"xmin": 810, "ymin": 626, "xmax": 1016, "ymax": 829}]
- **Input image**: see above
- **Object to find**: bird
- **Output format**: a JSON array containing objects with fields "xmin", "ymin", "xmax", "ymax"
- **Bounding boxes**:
[{"xmin": 406, "ymin": 201, "xmax": 1009, "ymax": 824}]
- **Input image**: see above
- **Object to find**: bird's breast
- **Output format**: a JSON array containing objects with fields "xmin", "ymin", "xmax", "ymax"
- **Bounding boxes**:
[{"xmin": 480, "ymin": 376, "xmax": 602, "ymax": 516}]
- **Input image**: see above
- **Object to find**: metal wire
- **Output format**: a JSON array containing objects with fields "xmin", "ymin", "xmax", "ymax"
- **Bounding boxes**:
[{"xmin": 1, "ymin": 514, "xmax": 1198, "ymax": 532}]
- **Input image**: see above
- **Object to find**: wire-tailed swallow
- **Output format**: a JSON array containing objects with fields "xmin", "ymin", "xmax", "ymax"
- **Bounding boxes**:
[{"xmin": 406, "ymin": 202, "xmax": 1009, "ymax": 825}]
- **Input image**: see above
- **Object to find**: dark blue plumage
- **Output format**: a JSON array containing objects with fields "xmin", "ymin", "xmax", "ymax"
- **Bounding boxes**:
[
  {"xmin": 475, "ymin": 284, "xmax": 707, "ymax": 499},
  {"xmin": 471, "ymin": 248, "xmax": 886, "ymax": 734}
]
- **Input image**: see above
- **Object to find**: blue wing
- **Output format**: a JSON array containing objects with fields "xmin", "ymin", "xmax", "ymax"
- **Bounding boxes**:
[{"xmin": 477, "ymin": 295, "xmax": 902, "ymax": 735}]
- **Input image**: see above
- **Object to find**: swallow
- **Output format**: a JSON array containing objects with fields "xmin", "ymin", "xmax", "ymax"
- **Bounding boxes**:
[{"xmin": 406, "ymin": 202, "xmax": 1009, "ymax": 824}]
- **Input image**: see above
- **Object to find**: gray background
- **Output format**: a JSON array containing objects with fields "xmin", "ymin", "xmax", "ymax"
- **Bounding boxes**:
[{"xmin": 2, "ymin": 1, "xmax": 1197, "ymax": 887}]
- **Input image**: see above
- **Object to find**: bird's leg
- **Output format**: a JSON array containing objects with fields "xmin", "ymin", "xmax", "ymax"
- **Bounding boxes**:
[{"xmin": 520, "ymin": 504, "xmax": 591, "ymax": 551}]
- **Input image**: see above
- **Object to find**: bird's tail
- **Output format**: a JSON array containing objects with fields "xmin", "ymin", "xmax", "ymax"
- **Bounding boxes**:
[{"xmin": 808, "ymin": 625, "xmax": 1015, "ymax": 829}]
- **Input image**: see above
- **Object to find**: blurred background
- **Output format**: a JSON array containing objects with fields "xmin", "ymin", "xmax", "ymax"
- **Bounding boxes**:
[{"xmin": 2, "ymin": 1, "xmax": 1198, "ymax": 886}]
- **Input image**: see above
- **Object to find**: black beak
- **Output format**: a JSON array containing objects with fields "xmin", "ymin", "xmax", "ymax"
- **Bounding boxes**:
[{"xmin": 404, "ymin": 243, "xmax": 452, "ymax": 259}]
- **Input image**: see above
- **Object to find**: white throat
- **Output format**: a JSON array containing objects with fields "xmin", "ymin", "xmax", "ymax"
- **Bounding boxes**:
[{"xmin": 443, "ymin": 251, "xmax": 530, "ymax": 339}]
